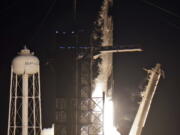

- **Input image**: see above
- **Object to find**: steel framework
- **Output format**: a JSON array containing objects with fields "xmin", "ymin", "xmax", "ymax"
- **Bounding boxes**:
[
  {"xmin": 55, "ymin": 48, "xmax": 104, "ymax": 135},
  {"xmin": 7, "ymin": 48, "xmax": 42, "ymax": 135}
]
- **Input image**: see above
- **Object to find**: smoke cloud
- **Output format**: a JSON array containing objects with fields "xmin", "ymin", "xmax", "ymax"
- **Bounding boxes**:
[{"xmin": 42, "ymin": 124, "xmax": 54, "ymax": 135}]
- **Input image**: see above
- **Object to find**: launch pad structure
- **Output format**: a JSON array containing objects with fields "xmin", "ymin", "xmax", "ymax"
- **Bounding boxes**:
[
  {"xmin": 6, "ymin": 47, "xmax": 162, "ymax": 135},
  {"xmin": 5, "ymin": 0, "xmax": 164, "ymax": 135},
  {"xmin": 54, "ymin": 0, "xmax": 143, "ymax": 135},
  {"xmin": 54, "ymin": 0, "xmax": 163, "ymax": 134},
  {"xmin": 54, "ymin": 35, "xmax": 142, "ymax": 135},
  {"xmin": 54, "ymin": 45, "xmax": 163, "ymax": 135},
  {"xmin": 55, "ymin": 46, "xmax": 104, "ymax": 135}
]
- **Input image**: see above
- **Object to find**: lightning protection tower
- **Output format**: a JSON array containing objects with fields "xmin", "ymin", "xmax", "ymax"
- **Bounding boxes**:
[{"xmin": 7, "ymin": 47, "xmax": 42, "ymax": 135}]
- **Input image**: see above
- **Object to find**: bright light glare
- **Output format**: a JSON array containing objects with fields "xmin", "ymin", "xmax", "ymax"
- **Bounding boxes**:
[
  {"xmin": 104, "ymin": 98, "xmax": 121, "ymax": 135},
  {"xmin": 42, "ymin": 124, "xmax": 54, "ymax": 135},
  {"xmin": 93, "ymin": 82, "xmax": 104, "ymax": 98},
  {"xmin": 93, "ymin": 82, "xmax": 120, "ymax": 135}
]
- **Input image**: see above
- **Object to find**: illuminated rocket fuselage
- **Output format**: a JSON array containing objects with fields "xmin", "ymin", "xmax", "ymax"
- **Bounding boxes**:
[
  {"xmin": 93, "ymin": 0, "xmax": 113, "ymax": 97},
  {"xmin": 93, "ymin": 0, "xmax": 143, "ymax": 135},
  {"xmin": 129, "ymin": 64, "xmax": 163, "ymax": 135}
]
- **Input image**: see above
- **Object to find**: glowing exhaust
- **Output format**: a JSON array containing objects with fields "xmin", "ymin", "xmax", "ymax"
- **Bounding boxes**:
[
  {"xmin": 104, "ymin": 97, "xmax": 121, "ymax": 135},
  {"xmin": 92, "ymin": 0, "xmax": 121, "ymax": 134},
  {"xmin": 92, "ymin": 81, "xmax": 120, "ymax": 135}
]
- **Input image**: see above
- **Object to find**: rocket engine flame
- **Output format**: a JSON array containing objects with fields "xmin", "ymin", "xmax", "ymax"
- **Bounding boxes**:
[
  {"xmin": 93, "ymin": 82, "xmax": 121, "ymax": 135},
  {"xmin": 104, "ymin": 98, "xmax": 121, "ymax": 135}
]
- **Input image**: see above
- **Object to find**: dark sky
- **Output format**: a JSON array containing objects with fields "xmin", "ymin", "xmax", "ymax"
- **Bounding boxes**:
[{"xmin": 0, "ymin": 0, "xmax": 180, "ymax": 135}]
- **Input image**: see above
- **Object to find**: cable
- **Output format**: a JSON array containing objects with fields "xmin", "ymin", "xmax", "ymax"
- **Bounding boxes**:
[
  {"xmin": 74, "ymin": 0, "xmax": 77, "ymax": 21},
  {"xmin": 140, "ymin": 0, "xmax": 180, "ymax": 19},
  {"xmin": 140, "ymin": 0, "xmax": 180, "ymax": 30},
  {"xmin": 30, "ymin": 0, "xmax": 57, "ymax": 42}
]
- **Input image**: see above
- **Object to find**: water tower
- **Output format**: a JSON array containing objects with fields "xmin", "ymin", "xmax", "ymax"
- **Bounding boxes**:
[{"xmin": 7, "ymin": 47, "xmax": 42, "ymax": 135}]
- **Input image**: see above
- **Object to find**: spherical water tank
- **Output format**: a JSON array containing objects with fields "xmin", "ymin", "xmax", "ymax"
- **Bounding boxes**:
[{"xmin": 12, "ymin": 47, "xmax": 39, "ymax": 75}]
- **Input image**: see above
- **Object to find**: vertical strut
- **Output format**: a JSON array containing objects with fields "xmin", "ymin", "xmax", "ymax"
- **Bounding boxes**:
[
  {"xmin": 8, "ymin": 67, "xmax": 13, "ymax": 135},
  {"xmin": 33, "ymin": 74, "xmax": 36, "ymax": 135},
  {"xmin": 74, "ymin": 0, "xmax": 77, "ymax": 20},
  {"xmin": 13, "ymin": 74, "xmax": 17, "ymax": 135},
  {"xmin": 22, "ymin": 74, "xmax": 28, "ymax": 135},
  {"xmin": 38, "ymin": 72, "xmax": 42, "ymax": 131}
]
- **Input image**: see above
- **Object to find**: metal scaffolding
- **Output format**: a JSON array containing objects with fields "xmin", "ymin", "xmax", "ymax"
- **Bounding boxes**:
[
  {"xmin": 7, "ymin": 48, "xmax": 42, "ymax": 135},
  {"xmin": 55, "ymin": 47, "xmax": 104, "ymax": 135}
]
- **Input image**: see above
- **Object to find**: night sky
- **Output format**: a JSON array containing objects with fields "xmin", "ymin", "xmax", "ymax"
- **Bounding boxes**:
[{"xmin": 0, "ymin": 0, "xmax": 180, "ymax": 135}]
